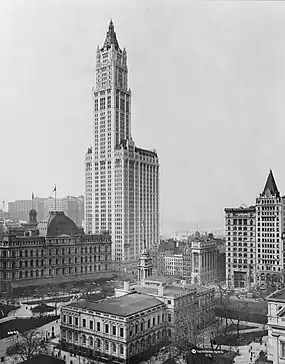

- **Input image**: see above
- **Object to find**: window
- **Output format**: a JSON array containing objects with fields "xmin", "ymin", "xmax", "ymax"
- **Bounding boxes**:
[
  {"xmin": 82, "ymin": 319, "xmax": 86, "ymax": 328},
  {"xmin": 68, "ymin": 316, "xmax": 72, "ymax": 325},
  {"xmin": 148, "ymin": 319, "xmax": 150, "ymax": 329},
  {"xmin": 75, "ymin": 317, "xmax": 78, "ymax": 326},
  {"xmin": 168, "ymin": 314, "xmax": 172, "ymax": 323},
  {"xmin": 167, "ymin": 300, "xmax": 171, "ymax": 305},
  {"xmin": 105, "ymin": 341, "xmax": 109, "ymax": 351},
  {"xmin": 120, "ymin": 327, "xmax": 124, "ymax": 337},
  {"xmin": 63, "ymin": 315, "xmax": 66, "ymax": 323},
  {"xmin": 105, "ymin": 324, "xmax": 109, "ymax": 334},
  {"xmin": 97, "ymin": 322, "xmax": 101, "ymax": 331},
  {"xmin": 120, "ymin": 345, "xmax": 123, "ymax": 355},
  {"xmin": 112, "ymin": 343, "xmax": 116, "ymax": 352},
  {"xmin": 153, "ymin": 317, "xmax": 156, "ymax": 326},
  {"xmin": 90, "ymin": 321, "xmax": 93, "ymax": 330},
  {"xmin": 281, "ymin": 342, "xmax": 285, "ymax": 358},
  {"xmin": 112, "ymin": 325, "xmax": 116, "ymax": 336},
  {"xmin": 140, "ymin": 322, "xmax": 144, "ymax": 331}
]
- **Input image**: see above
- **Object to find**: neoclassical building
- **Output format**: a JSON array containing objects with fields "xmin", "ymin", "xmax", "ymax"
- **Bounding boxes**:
[
  {"xmin": 57, "ymin": 250, "xmax": 215, "ymax": 363},
  {"xmin": 0, "ymin": 209, "xmax": 112, "ymax": 293}
]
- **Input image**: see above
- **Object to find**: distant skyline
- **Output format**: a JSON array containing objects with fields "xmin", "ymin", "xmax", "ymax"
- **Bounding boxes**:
[{"xmin": 1, "ymin": 0, "xmax": 285, "ymax": 233}]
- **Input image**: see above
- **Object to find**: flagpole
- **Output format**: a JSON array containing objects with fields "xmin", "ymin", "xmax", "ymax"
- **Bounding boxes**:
[{"xmin": 54, "ymin": 185, "xmax": 57, "ymax": 211}]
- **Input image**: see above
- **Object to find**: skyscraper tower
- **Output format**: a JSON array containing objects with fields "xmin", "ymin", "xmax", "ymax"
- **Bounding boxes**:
[
  {"xmin": 256, "ymin": 170, "xmax": 283, "ymax": 283},
  {"xmin": 85, "ymin": 21, "xmax": 159, "ymax": 270}
]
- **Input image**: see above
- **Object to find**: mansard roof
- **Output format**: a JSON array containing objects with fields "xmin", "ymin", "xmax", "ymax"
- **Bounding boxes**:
[
  {"xmin": 261, "ymin": 170, "xmax": 280, "ymax": 198},
  {"xmin": 37, "ymin": 211, "xmax": 81, "ymax": 237},
  {"xmin": 101, "ymin": 20, "xmax": 120, "ymax": 51}
]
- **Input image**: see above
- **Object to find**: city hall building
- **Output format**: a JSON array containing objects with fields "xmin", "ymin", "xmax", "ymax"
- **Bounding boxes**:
[{"xmin": 0, "ymin": 209, "xmax": 112, "ymax": 293}]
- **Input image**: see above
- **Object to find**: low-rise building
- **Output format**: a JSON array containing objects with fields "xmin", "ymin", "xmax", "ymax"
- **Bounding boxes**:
[
  {"xmin": 267, "ymin": 289, "xmax": 285, "ymax": 363},
  {"xmin": 0, "ymin": 210, "xmax": 112, "ymax": 293},
  {"xmin": 60, "ymin": 290, "xmax": 167, "ymax": 364}
]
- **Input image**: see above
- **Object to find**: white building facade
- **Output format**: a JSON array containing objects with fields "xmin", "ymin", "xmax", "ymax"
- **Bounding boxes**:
[
  {"xmin": 85, "ymin": 21, "xmax": 159, "ymax": 269},
  {"xmin": 267, "ymin": 289, "xmax": 285, "ymax": 364}
]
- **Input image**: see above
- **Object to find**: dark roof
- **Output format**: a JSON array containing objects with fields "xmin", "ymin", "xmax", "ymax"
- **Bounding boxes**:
[
  {"xmin": 67, "ymin": 292, "xmax": 163, "ymax": 317},
  {"xmin": 19, "ymin": 355, "xmax": 64, "ymax": 364},
  {"xmin": 37, "ymin": 211, "xmax": 81, "ymax": 237},
  {"xmin": 101, "ymin": 20, "xmax": 120, "ymax": 51},
  {"xmin": 262, "ymin": 170, "xmax": 280, "ymax": 198}
]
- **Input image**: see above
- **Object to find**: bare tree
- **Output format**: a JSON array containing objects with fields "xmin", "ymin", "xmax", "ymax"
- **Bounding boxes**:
[
  {"xmin": 215, "ymin": 280, "xmax": 231, "ymax": 333},
  {"xmin": 6, "ymin": 329, "xmax": 48, "ymax": 362}
]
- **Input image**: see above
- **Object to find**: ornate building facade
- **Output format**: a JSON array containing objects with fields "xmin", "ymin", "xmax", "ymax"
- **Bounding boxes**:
[
  {"xmin": 225, "ymin": 205, "xmax": 256, "ymax": 290},
  {"xmin": 84, "ymin": 21, "xmax": 159, "ymax": 269},
  {"xmin": 225, "ymin": 170, "xmax": 284, "ymax": 291},
  {"xmin": 0, "ymin": 210, "xmax": 112, "ymax": 293}
]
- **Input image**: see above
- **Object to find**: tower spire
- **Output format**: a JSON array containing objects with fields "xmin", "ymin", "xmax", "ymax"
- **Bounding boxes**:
[
  {"xmin": 262, "ymin": 170, "xmax": 280, "ymax": 198},
  {"xmin": 102, "ymin": 19, "xmax": 120, "ymax": 51}
]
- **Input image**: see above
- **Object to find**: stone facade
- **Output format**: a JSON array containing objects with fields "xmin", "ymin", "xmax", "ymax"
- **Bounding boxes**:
[{"xmin": 0, "ymin": 211, "xmax": 112, "ymax": 293}]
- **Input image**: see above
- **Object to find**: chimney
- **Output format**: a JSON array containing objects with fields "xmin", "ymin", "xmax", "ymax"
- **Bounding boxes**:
[
  {"xmin": 157, "ymin": 283, "xmax": 164, "ymax": 297},
  {"xmin": 124, "ymin": 281, "xmax": 130, "ymax": 292}
]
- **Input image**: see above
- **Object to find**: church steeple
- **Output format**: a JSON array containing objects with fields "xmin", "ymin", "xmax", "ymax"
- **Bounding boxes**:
[
  {"xmin": 101, "ymin": 19, "xmax": 120, "ymax": 51},
  {"xmin": 261, "ymin": 170, "xmax": 280, "ymax": 198}
]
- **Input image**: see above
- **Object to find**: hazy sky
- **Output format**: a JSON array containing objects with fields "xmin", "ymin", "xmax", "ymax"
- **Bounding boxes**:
[{"xmin": 1, "ymin": 0, "xmax": 285, "ymax": 233}]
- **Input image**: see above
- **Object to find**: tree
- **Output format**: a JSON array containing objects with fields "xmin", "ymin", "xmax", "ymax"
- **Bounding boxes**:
[
  {"xmin": 6, "ymin": 329, "xmax": 48, "ymax": 362},
  {"xmin": 215, "ymin": 280, "xmax": 231, "ymax": 334}
]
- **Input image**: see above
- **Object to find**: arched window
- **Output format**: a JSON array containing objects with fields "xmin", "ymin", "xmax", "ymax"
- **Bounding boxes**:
[
  {"xmin": 19, "ymin": 271, "xmax": 22, "ymax": 278},
  {"xmin": 129, "ymin": 344, "xmax": 134, "ymax": 355},
  {"xmin": 25, "ymin": 271, "xmax": 28, "ymax": 277},
  {"xmin": 119, "ymin": 345, "xmax": 123, "ymax": 355},
  {"xmin": 129, "ymin": 324, "xmax": 133, "ymax": 336},
  {"xmin": 152, "ymin": 333, "xmax": 156, "ymax": 344},
  {"xmin": 135, "ymin": 341, "xmax": 139, "ymax": 352},
  {"xmin": 74, "ymin": 332, "xmax": 78, "ymax": 342},
  {"xmin": 157, "ymin": 331, "xmax": 161, "ymax": 341},
  {"xmin": 140, "ymin": 319, "xmax": 144, "ymax": 332},
  {"xmin": 141, "ymin": 338, "xmax": 145, "ymax": 349},
  {"xmin": 89, "ymin": 336, "xmax": 93, "ymax": 346},
  {"xmin": 112, "ymin": 343, "xmax": 116, "ymax": 352},
  {"xmin": 147, "ymin": 335, "xmax": 151, "ymax": 346},
  {"xmin": 96, "ymin": 338, "xmax": 101, "ymax": 349},
  {"xmin": 105, "ymin": 341, "xmax": 109, "ymax": 351},
  {"xmin": 30, "ymin": 270, "xmax": 33, "ymax": 277},
  {"xmin": 82, "ymin": 334, "xmax": 86, "ymax": 344},
  {"xmin": 135, "ymin": 321, "xmax": 139, "ymax": 334}
]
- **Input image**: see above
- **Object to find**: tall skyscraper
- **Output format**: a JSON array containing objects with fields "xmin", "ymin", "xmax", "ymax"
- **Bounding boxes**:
[
  {"xmin": 225, "ymin": 170, "xmax": 283, "ymax": 290},
  {"xmin": 85, "ymin": 21, "xmax": 159, "ymax": 269},
  {"xmin": 225, "ymin": 205, "xmax": 256, "ymax": 289},
  {"xmin": 256, "ymin": 170, "xmax": 283, "ymax": 281}
]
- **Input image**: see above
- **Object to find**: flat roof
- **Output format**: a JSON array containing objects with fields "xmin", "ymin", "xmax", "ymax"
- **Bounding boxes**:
[{"xmin": 66, "ymin": 292, "xmax": 163, "ymax": 317}]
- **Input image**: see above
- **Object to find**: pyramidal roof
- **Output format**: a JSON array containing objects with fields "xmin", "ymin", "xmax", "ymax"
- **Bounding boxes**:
[
  {"xmin": 261, "ymin": 170, "xmax": 280, "ymax": 198},
  {"xmin": 101, "ymin": 20, "xmax": 120, "ymax": 51}
]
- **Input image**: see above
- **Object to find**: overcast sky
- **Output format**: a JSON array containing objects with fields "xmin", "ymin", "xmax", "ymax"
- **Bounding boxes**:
[{"xmin": 1, "ymin": 0, "xmax": 285, "ymax": 233}]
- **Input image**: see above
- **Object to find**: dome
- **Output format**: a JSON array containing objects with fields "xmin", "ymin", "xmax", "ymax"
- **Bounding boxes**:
[{"xmin": 37, "ymin": 211, "xmax": 80, "ymax": 237}]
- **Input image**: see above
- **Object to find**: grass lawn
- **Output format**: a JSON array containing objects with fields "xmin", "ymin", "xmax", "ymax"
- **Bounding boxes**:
[
  {"xmin": 215, "ymin": 330, "xmax": 268, "ymax": 346},
  {"xmin": 226, "ymin": 324, "xmax": 257, "ymax": 332},
  {"xmin": 215, "ymin": 307, "xmax": 267, "ymax": 324},
  {"xmin": 0, "ymin": 315, "xmax": 59, "ymax": 339},
  {"xmin": 0, "ymin": 303, "xmax": 18, "ymax": 318}
]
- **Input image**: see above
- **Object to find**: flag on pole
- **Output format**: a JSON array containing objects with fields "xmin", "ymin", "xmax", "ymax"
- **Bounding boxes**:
[
  {"xmin": 32, "ymin": 192, "xmax": 34, "ymax": 200},
  {"xmin": 53, "ymin": 185, "xmax": 56, "ymax": 192}
]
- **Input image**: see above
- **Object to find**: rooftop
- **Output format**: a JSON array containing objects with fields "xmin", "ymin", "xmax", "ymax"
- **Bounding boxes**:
[
  {"xmin": 66, "ymin": 292, "xmax": 163, "ymax": 317},
  {"xmin": 266, "ymin": 288, "xmax": 285, "ymax": 302}
]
